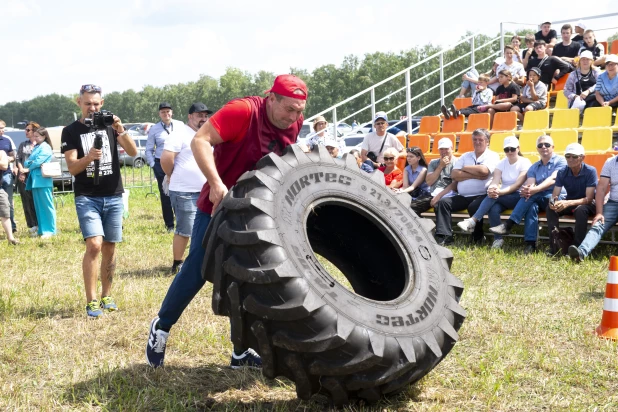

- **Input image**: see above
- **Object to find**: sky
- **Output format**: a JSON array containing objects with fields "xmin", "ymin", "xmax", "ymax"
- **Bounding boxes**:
[{"xmin": 2, "ymin": 0, "xmax": 617, "ymax": 105}]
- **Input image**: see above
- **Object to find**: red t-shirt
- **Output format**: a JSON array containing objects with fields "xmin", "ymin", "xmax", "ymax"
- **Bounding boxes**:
[
  {"xmin": 379, "ymin": 166, "xmax": 403, "ymax": 186},
  {"xmin": 208, "ymin": 99, "xmax": 251, "ymax": 144}
]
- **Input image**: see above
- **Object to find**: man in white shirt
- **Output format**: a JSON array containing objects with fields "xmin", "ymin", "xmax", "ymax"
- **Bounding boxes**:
[
  {"xmin": 434, "ymin": 128, "xmax": 500, "ymax": 245},
  {"xmin": 360, "ymin": 111, "xmax": 404, "ymax": 169},
  {"xmin": 160, "ymin": 102, "xmax": 211, "ymax": 274}
]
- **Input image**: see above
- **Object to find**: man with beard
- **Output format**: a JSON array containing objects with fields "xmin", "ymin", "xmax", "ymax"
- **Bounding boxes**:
[{"xmin": 160, "ymin": 103, "xmax": 213, "ymax": 274}]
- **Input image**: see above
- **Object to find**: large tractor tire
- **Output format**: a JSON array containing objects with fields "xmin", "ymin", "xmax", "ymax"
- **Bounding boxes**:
[{"xmin": 202, "ymin": 145, "xmax": 466, "ymax": 405}]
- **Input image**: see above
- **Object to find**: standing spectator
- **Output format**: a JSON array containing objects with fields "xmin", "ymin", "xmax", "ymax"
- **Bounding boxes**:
[
  {"xmin": 535, "ymin": 21, "xmax": 558, "ymax": 53},
  {"xmin": 23, "ymin": 128, "xmax": 56, "ymax": 239},
  {"xmin": 489, "ymin": 135, "xmax": 567, "ymax": 254},
  {"xmin": 457, "ymin": 136, "xmax": 531, "ymax": 249},
  {"xmin": 578, "ymin": 30, "xmax": 605, "ymax": 65},
  {"xmin": 16, "ymin": 121, "xmax": 39, "ymax": 234},
  {"xmin": 443, "ymin": 74, "xmax": 494, "ymax": 119},
  {"xmin": 160, "ymin": 103, "xmax": 210, "ymax": 275},
  {"xmin": 496, "ymin": 46, "xmax": 526, "ymax": 86},
  {"xmin": 511, "ymin": 35, "xmax": 524, "ymax": 64},
  {"xmin": 352, "ymin": 119, "xmax": 358, "ymax": 128},
  {"xmin": 546, "ymin": 143, "xmax": 597, "ymax": 255},
  {"xmin": 394, "ymin": 147, "xmax": 431, "ymax": 213},
  {"xmin": 0, "ymin": 120, "xmax": 17, "ymax": 233},
  {"xmin": 572, "ymin": 20, "xmax": 586, "ymax": 45},
  {"xmin": 590, "ymin": 54, "xmax": 618, "ymax": 108},
  {"xmin": 526, "ymin": 40, "xmax": 572, "ymax": 88},
  {"xmin": 522, "ymin": 34, "xmax": 538, "ymax": 68},
  {"xmin": 146, "ymin": 102, "xmax": 185, "ymax": 233},
  {"xmin": 360, "ymin": 111, "xmax": 404, "ymax": 169},
  {"xmin": 434, "ymin": 129, "xmax": 500, "ymax": 245},
  {"xmin": 569, "ymin": 155, "xmax": 618, "ymax": 262},
  {"xmin": 61, "ymin": 84, "xmax": 138, "ymax": 318},
  {"xmin": 0, "ymin": 151, "xmax": 18, "ymax": 244},
  {"xmin": 478, "ymin": 70, "xmax": 520, "ymax": 128},
  {"xmin": 553, "ymin": 24, "xmax": 582, "ymax": 65},
  {"xmin": 563, "ymin": 50, "xmax": 600, "ymax": 113},
  {"xmin": 379, "ymin": 147, "xmax": 404, "ymax": 189},
  {"xmin": 510, "ymin": 67, "xmax": 548, "ymax": 122},
  {"xmin": 146, "ymin": 74, "xmax": 307, "ymax": 369}
]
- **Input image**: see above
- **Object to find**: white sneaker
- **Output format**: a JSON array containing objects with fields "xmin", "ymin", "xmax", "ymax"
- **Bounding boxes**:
[
  {"xmin": 491, "ymin": 239, "xmax": 504, "ymax": 249},
  {"xmin": 489, "ymin": 224, "xmax": 508, "ymax": 235},
  {"xmin": 457, "ymin": 218, "xmax": 476, "ymax": 233}
]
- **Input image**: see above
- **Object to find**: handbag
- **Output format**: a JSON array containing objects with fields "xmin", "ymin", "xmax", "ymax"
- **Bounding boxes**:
[
  {"xmin": 367, "ymin": 134, "xmax": 388, "ymax": 163},
  {"xmin": 41, "ymin": 162, "xmax": 62, "ymax": 178}
]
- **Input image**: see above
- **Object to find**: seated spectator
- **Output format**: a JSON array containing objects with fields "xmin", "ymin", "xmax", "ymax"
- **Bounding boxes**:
[
  {"xmin": 433, "ymin": 129, "xmax": 500, "ymax": 246},
  {"xmin": 361, "ymin": 111, "xmax": 405, "ymax": 169},
  {"xmin": 457, "ymin": 136, "xmax": 531, "ymax": 249},
  {"xmin": 552, "ymin": 24, "xmax": 582, "ymax": 65},
  {"xmin": 535, "ymin": 21, "xmax": 558, "ymax": 54},
  {"xmin": 379, "ymin": 147, "xmax": 403, "ymax": 190},
  {"xmin": 394, "ymin": 147, "xmax": 431, "ymax": 211},
  {"xmin": 457, "ymin": 67, "xmax": 480, "ymax": 98},
  {"xmin": 546, "ymin": 143, "xmax": 597, "ymax": 255},
  {"xmin": 510, "ymin": 67, "xmax": 548, "ymax": 122},
  {"xmin": 306, "ymin": 115, "xmax": 332, "ymax": 149},
  {"xmin": 526, "ymin": 40, "xmax": 572, "ymax": 88},
  {"xmin": 487, "ymin": 57, "xmax": 507, "ymax": 92},
  {"xmin": 521, "ymin": 34, "xmax": 538, "ymax": 67},
  {"xmin": 590, "ymin": 54, "xmax": 618, "ymax": 108},
  {"xmin": 442, "ymin": 74, "xmax": 493, "ymax": 119},
  {"xmin": 578, "ymin": 29, "xmax": 605, "ymax": 66},
  {"xmin": 477, "ymin": 70, "xmax": 520, "ymax": 128},
  {"xmin": 511, "ymin": 35, "xmax": 524, "ymax": 64},
  {"xmin": 569, "ymin": 154, "xmax": 618, "ymax": 262},
  {"xmin": 0, "ymin": 151, "xmax": 18, "ymax": 245},
  {"xmin": 418, "ymin": 138, "xmax": 458, "ymax": 216},
  {"xmin": 497, "ymin": 46, "xmax": 526, "ymax": 86},
  {"xmin": 572, "ymin": 20, "xmax": 586, "ymax": 45},
  {"xmin": 324, "ymin": 138, "xmax": 342, "ymax": 159},
  {"xmin": 489, "ymin": 135, "xmax": 567, "ymax": 254},
  {"xmin": 563, "ymin": 50, "xmax": 600, "ymax": 113},
  {"xmin": 349, "ymin": 149, "xmax": 374, "ymax": 173}
]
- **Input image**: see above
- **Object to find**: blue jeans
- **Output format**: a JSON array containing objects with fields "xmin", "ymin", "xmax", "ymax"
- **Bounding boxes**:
[
  {"xmin": 473, "ymin": 192, "xmax": 521, "ymax": 240},
  {"xmin": 158, "ymin": 210, "xmax": 211, "ymax": 330},
  {"xmin": 1, "ymin": 173, "xmax": 15, "ymax": 231},
  {"xmin": 75, "ymin": 195, "xmax": 123, "ymax": 242},
  {"xmin": 579, "ymin": 200, "xmax": 618, "ymax": 258},
  {"xmin": 460, "ymin": 69, "xmax": 479, "ymax": 92},
  {"xmin": 169, "ymin": 191, "xmax": 199, "ymax": 238},
  {"xmin": 508, "ymin": 191, "xmax": 554, "ymax": 242}
]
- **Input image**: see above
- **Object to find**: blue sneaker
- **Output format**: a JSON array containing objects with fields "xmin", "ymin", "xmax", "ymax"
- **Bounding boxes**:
[
  {"xmin": 146, "ymin": 316, "xmax": 169, "ymax": 368},
  {"xmin": 100, "ymin": 296, "xmax": 118, "ymax": 312},
  {"xmin": 230, "ymin": 348, "xmax": 262, "ymax": 369},
  {"xmin": 86, "ymin": 300, "xmax": 103, "ymax": 318}
]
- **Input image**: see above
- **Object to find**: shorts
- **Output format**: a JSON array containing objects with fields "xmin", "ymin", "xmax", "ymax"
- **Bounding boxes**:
[
  {"xmin": 75, "ymin": 194, "xmax": 123, "ymax": 242},
  {"xmin": 0, "ymin": 189, "xmax": 8, "ymax": 218},
  {"xmin": 515, "ymin": 101, "xmax": 545, "ymax": 111},
  {"xmin": 169, "ymin": 190, "xmax": 199, "ymax": 237}
]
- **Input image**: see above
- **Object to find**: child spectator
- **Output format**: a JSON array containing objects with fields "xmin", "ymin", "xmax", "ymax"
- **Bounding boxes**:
[
  {"xmin": 441, "ymin": 74, "xmax": 493, "ymax": 119},
  {"xmin": 563, "ymin": 50, "xmax": 600, "ymax": 113},
  {"xmin": 578, "ymin": 29, "xmax": 605, "ymax": 64},
  {"xmin": 510, "ymin": 67, "xmax": 548, "ymax": 122},
  {"xmin": 477, "ymin": 70, "xmax": 521, "ymax": 128},
  {"xmin": 521, "ymin": 34, "xmax": 538, "ymax": 67},
  {"xmin": 526, "ymin": 40, "xmax": 572, "ymax": 88},
  {"xmin": 511, "ymin": 35, "xmax": 524, "ymax": 64},
  {"xmin": 496, "ymin": 45, "xmax": 526, "ymax": 87},
  {"xmin": 572, "ymin": 20, "xmax": 586, "ymax": 45}
]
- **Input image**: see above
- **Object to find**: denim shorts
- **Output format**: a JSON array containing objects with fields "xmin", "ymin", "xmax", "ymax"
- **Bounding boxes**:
[
  {"xmin": 75, "ymin": 194, "xmax": 123, "ymax": 242},
  {"xmin": 169, "ymin": 191, "xmax": 199, "ymax": 237}
]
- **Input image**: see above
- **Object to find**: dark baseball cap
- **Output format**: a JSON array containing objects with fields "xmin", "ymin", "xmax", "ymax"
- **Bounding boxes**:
[
  {"xmin": 188, "ymin": 102, "xmax": 213, "ymax": 114},
  {"xmin": 159, "ymin": 102, "xmax": 172, "ymax": 110}
]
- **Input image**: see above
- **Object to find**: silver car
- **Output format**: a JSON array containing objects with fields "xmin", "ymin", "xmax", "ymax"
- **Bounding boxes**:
[{"xmin": 118, "ymin": 137, "xmax": 148, "ymax": 168}]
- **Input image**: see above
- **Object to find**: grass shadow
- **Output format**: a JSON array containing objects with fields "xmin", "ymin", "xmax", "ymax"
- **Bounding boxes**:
[
  {"xmin": 579, "ymin": 291, "xmax": 605, "ymax": 301},
  {"xmin": 120, "ymin": 266, "xmax": 172, "ymax": 278}
]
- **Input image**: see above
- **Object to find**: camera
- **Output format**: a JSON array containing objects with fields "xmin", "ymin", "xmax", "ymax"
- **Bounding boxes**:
[{"xmin": 84, "ymin": 110, "xmax": 114, "ymax": 130}]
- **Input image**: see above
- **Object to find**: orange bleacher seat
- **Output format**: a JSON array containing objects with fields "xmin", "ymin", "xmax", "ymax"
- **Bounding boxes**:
[
  {"xmin": 551, "ymin": 108, "xmax": 579, "ymax": 130},
  {"xmin": 579, "ymin": 106, "xmax": 612, "ymax": 130},
  {"xmin": 457, "ymin": 113, "xmax": 490, "ymax": 142},
  {"xmin": 611, "ymin": 40, "xmax": 618, "ymax": 55},
  {"xmin": 521, "ymin": 110, "xmax": 549, "ymax": 131},
  {"xmin": 453, "ymin": 97, "xmax": 472, "ymax": 110},
  {"xmin": 581, "ymin": 128, "xmax": 613, "ymax": 154},
  {"xmin": 600, "ymin": 41, "xmax": 608, "ymax": 55},
  {"xmin": 491, "ymin": 111, "xmax": 517, "ymax": 132},
  {"xmin": 396, "ymin": 134, "xmax": 406, "ymax": 148},
  {"xmin": 549, "ymin": 75, "xmax": 568, "ymax": 96},
  {"xmin": 418, "ymin": 116, "xmax": 441, "ymax": 135},
  {"xmin": 396, "ymin": 156, "xmax": 407, "ymax": 172},
  {"xmin": 439, "ymin": 116, "xmax": 465, "ymax": 134},
  {"xmin": 407, "ymin": 134, "xmax": 430, "ymax": 153},
  {"xmin": 456, "ymin": 135, "xmax": 474, "ymax": 155},
  {"xmin": 549, "ymin": 129, "xmax": 578, "ymax": 153},
  {"xmin": 585, "ymin": 153, "xmax": 614, "ymax": 179}
]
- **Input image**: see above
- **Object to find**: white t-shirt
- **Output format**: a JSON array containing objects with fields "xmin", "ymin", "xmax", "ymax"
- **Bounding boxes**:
[
  {"xmin": 163, "ymin": 125, "xmax": 206, "ymax": 192},
  {"xmin": 360, "ymin": 132, "xmax": 403, "ymax": 163},
  {"xmin": 453, "ymin": 149, "xmax": 501, "ymax": 196},
  {"xmin": 496, "ymin": 156, "xmax": 531, "ymax": 190},
  {"xmin": 496, "ymin": 61, "xmax": 525, "ymax": 80}
]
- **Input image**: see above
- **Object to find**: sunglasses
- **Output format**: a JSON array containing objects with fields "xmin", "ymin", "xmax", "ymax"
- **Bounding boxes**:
[
  {"xmin": 375, "ymin": 122, "xmax": 387, "ymax": 126},
  {"xmin": 537, "ymin": 143, "xmax": 551, "ymax": 148},
  {"xmin": 383, "ymin": 156, "xmax": 395, "ymax": 161},
  {"xmin": 406, "ymin": 148, "xmax": 420, "ymax": 154},
  {"xmin": 80, "ymin": 84, "xmax": 102, "ymax": 94},
  {"xmin": 565, "ymin": 154, "xmax": 581, "ymax": 159},
  {"xmin": 504, "ymin": 147, "xmax": 518, "ymax": 153},
  {"xmin": 25, "ymin": 128, "xmax": 32, "ymax": 132}
]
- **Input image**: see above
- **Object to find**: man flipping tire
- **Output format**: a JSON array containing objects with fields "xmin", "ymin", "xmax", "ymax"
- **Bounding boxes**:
[{"xmin": 146, "ymin": 74, "xmax": 308, "ymax": 368}]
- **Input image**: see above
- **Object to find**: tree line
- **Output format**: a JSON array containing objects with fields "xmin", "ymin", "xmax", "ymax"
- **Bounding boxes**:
[{"xmin": 2, "ymin": 30, "xmax": 615, "ymax": 129}]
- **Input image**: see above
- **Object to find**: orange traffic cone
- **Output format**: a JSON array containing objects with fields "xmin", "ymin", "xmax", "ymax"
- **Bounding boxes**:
[{"xmin": 596, "ymin": 256, "xmax": 618, "ymax": 339}]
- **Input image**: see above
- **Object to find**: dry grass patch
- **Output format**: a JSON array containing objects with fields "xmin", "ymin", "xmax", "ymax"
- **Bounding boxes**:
[{"xmin": 1, "ymin": 188, "xmax": 618, "ymax": 410}]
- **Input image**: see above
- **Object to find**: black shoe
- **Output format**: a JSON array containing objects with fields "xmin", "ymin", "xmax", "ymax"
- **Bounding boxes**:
[
  {"xmin": 473, "ymin": 236, "xmax": 486, "ymax": 245},
  {"xmin": 523, "ymin": 244, "xmax": 537, "ymax": 255},
  {"xmin": 450, "ymin": 104, "xmax": 459, "ymax": 119},
  {"xmin": 436, "ymin": 235, "xmax": 454, "ymax": 246},
  {"xmin": 568, "ymin": 245, "xmax": 584, "ymax": 263},
  {"xmin": 440, "ymin": 105, "xmax": 451, "ymax": 120},
  {"xmin": 171, "ymin": 260, "xmax": 183, "ymax": 275}
]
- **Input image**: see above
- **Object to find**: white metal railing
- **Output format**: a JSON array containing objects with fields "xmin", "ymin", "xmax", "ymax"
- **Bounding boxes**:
[{"xmin": 309, "ymin": 12, "xmax": 618, "ymax": 140}]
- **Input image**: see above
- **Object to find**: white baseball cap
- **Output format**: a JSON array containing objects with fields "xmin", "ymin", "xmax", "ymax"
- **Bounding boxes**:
[
  {"xmin": 373, "ymin": 111, "xmax": 388, "ymax": 123},
  {"xmin": 503, "ymin": 136, "xmax": 519, "ymax": 149},
  {"xmin": 575, "ymin": 20, "xmax": 587, "ymax": 30},
  {"xmin": 565, "ymin": 143, "xmax": 585, "ymax": 156},
  {"xmin": 323, "ymin": 138, "xmax": 338, "ymax": 148},
  {"xmin": 579, "ymin": 50, "xmax": 594, "ymax": 60},
  {"xmin": 494, "ymin": 57, "xmax": 505, "ymax": 65},
  {"xmin": 437, "ymin": 137, "xmax": 453, "ymax": 149},
  {"xmin": 606, "ymin": 54, "xmax": 618, "ymax": 64}
]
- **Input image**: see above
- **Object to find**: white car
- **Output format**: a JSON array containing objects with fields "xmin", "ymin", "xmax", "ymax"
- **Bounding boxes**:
[{"xmin": 339, "ymin": 135, "xmax": 365, "ymax": 154}]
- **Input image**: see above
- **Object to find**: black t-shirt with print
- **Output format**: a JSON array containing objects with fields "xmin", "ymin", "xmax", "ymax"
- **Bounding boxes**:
[
  {"xmin": 61, "ymin": 120, "xmax": 123, "ymax": 197},
  {"xmin": 552, "ymin": 42, "xmax": 581, "ymax": 58},
  {"xmin": 495, "ymin": 82, "xmax": 521, "ymax": 100},
  {"xmin": 522, "ymin": 49, "xmax": 538, "ymax": 61},
  {"xmin": 535, "ymin": 29, "xmax": 557, "ymax": 43}
]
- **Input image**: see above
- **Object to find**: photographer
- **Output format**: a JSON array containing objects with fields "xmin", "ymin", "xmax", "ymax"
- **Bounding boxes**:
[{"xmin": 61, "ymin": 84, "xmax": 137, "ymax": 318}]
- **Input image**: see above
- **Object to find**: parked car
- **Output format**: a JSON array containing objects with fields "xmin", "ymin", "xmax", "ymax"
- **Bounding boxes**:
[
  {"xmin": 126, "ymin": 122, "xmax": 154, "ymax": 137},
  {"xmin": 350, "ymin": 118, "xmax": 422, "ymax": 136},
  {"xmin": 340, "ymin": 135, "xmax": 365, "ymax": 154},
  {"xmin": 336, "ymin": 122, "xmax": 354, "ymax": 134},
  {"xmin": 118, "ymin": 137, "xmax": 148, "ymax": 168}
]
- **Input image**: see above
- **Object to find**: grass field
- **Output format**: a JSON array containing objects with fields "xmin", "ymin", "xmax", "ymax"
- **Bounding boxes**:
[{"xmin": 1, "ymin": 188, "xmax": 618, "ymax": 411}]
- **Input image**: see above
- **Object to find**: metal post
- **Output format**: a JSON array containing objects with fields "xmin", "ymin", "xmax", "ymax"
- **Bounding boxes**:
[
  {"xmin": 332, "ymin": 107, "xmax": 338, "ymax": 140},
  {"xmin": 500, "ymin": 22, "xmax": 504, "ymax": 56},
  {"xmin": 439, "ymin": 53, "xmax": 445, "ymax": 107},
  {"xmin": 370, "ymin": 88, "xmax": 376, "ymax": 123},
  {"xmin": 405, "ymin": 70, "xmax": 412, "ymax": 145},
  {"xmin": 470, "ymin": 36, "xmax": 475, "ymax": 68}
]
